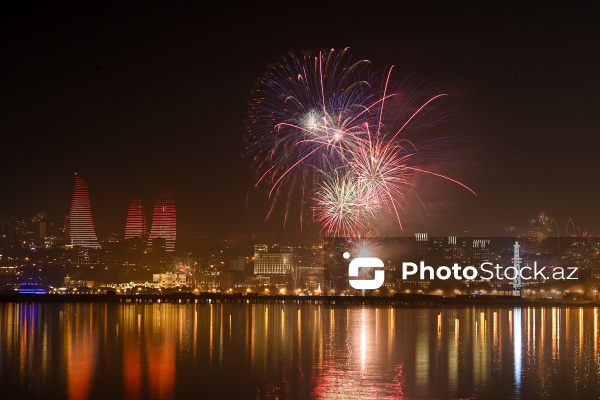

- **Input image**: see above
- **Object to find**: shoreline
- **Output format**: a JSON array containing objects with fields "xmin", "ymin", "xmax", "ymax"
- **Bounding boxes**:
[{"xmin": 0, "ymin": 293, "xmax": 596, "ymax": 307}]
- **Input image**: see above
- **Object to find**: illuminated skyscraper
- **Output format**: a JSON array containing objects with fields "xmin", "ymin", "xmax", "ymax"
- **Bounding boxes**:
[
  {"xmin": 148, "ymin": 188, "xmax": 176, "ymax": 252},
  {"xmin": 69, "ymin": 175, "xmax": 101, "ymax": 249},
  {"xmin": 124, "ymin": 197, "xmax": 148, "ymax": 240}
]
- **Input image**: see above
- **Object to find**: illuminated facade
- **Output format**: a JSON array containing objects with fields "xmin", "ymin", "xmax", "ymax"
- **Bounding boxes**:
[
  {"xmin": 148, "ymin": 188, "xmax": 176, "ymax": 252},
  {"xmin": 152, "ymin": 272, "xmax": 186, "ymax": 287},
  {"xmin": 124, "ymin": 197, "xmax": 147, "ymax": 240},
  {"xmin": 254, "ymin": 244, "xmax": 295, "ymax": 275},
  {"xmin": 69, "ymin": 175, "xmax": 101, "ymax": 249}
]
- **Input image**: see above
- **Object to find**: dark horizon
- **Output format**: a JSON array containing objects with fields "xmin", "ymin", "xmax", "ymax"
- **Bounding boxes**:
[{"xmin": 2, "ymin": 2, "xmax": 599, "ymax": 241}]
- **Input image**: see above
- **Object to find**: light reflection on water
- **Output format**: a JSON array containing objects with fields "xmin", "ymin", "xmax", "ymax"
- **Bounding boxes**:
[{"xmin": 1, "ymin": 303, "xmax": 600, "ymax": 399}]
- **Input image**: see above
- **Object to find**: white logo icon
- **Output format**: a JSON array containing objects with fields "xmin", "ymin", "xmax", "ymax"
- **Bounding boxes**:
[{"xmin": 344, "ymin": 252, "xmax": 385, "ymax": 290}]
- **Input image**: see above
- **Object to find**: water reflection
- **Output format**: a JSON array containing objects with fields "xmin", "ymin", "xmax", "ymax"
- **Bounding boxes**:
[
  {"xmin": 513, "ymin": 308, "xmax": 521, "ymax": 398},
  {"xmin": 1, "ymin": 303, "xmax": 600, "ymax": 399}
]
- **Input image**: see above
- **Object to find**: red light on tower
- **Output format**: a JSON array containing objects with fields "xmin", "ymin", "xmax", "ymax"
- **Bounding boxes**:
[
  {"xmin": 69, "ymin": 175, "xmax": 101, "ymax": 249},
  {"xmin": 148, "ymin": 188, "xmax": 176, "ymax": 252},
  {"xmin": 124, "ymin": 197, "xmax": 147, "ymax": 240}
]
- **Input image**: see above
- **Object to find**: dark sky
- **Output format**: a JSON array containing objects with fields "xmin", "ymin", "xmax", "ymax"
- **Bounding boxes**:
[{"xmin": 1, "ymin": 2, "xmax": 598, "ymax": 241}]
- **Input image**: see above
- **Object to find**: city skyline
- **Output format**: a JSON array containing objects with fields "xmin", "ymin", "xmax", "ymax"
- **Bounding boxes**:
[
  {"xmin": 1, "ymin": 3, "xmax": 598, "ymax": 241},
  {"xmin": 5, "ymin": 179, "xmax": 593, "ymax": 244},
  {"xmin": 67, "ymin": 174, "xmax": 178, "ymax": 248}
]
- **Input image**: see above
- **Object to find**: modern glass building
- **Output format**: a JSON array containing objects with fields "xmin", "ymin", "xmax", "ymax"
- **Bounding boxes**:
[
  {"xmin": 124, "ymin": 197, "xmax": 148, "ymax": 240},
  {"xmin": 69, "ymin": 175, "xmax": 101, "ymax": 249},
  {"xmin": 148, "ymin": 188, "xmax": 177, "ymax": 252}
]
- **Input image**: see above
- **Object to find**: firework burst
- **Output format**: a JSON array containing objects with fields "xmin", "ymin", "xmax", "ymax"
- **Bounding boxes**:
[
  {"xmin": 312, "ymin": 172, "xmax": 378, "ymax": 237},
  {"xmin": 246, "ymin": 47, "xmax": 475, "ymax": 236}
]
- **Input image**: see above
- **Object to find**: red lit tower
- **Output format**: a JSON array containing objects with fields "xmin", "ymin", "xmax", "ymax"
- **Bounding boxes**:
[
  {"xmin": 69, "ymin": 175, "xmax": 101, "ymax": 249},
  {"xmin": 124, "ymin": 197, "xmax": 148, "ymax": 240},
  {"xmin": 148, "ymin": 188, "xmax": 176, "ymax": 252}
]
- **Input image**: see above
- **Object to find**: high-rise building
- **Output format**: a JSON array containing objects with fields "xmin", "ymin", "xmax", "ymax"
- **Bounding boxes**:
[
  {"xmin": 38, "ymin": 220, "xmax": 47, "ymax": 239},
  {"xmin": 415, "ymin": 233, "xmax": 428, "ymax": 258},
  {"xmin": 124, "ymin": 197, "xmax": 148, "ymax": 240},
  {"xmin": 69, "ymin": 175, "xmax": 101, "ymax": 249},
  {"xmin": 253, "ymin": 244, "xmax": 295, "ymax": 275},
  {"xmin": 148, "ymin": 188, "xmax": 177, "ymax": 252},
  {"xmin": 471, "ymin": 239, "xmax": 491, "ymax": 263}
]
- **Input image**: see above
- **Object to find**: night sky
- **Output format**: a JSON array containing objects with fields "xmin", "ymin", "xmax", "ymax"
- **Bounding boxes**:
[{"xmin": 1, "ymin": 2, "xmax": 598, "ymax": 241}]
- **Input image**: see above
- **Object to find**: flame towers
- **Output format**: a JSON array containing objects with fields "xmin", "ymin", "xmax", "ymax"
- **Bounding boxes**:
[
  {"xmin": 69, "ymin": 175, "xmax": 101, "ymax": 249},
  {"xmin": 148, "ymin": 188, "xmax": 177, "ymax": 252},
  {"xmin": 124, "ymin": 197, "xmax": 148, "ymax": 240}
]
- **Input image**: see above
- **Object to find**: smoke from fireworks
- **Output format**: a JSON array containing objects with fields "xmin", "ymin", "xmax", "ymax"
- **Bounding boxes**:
[{"xmin": 246, "ymin": 47, "xmax": 475, "ymax": 236}]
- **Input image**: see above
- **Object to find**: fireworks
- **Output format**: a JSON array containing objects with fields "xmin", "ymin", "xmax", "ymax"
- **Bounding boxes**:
[
  {"xmin": 246, "ymin": 47, "xmax": 475, "ymax": 236},
  {"xmin": 312, "ymin": 172, "xmax": 379, "ymax": 237}
]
